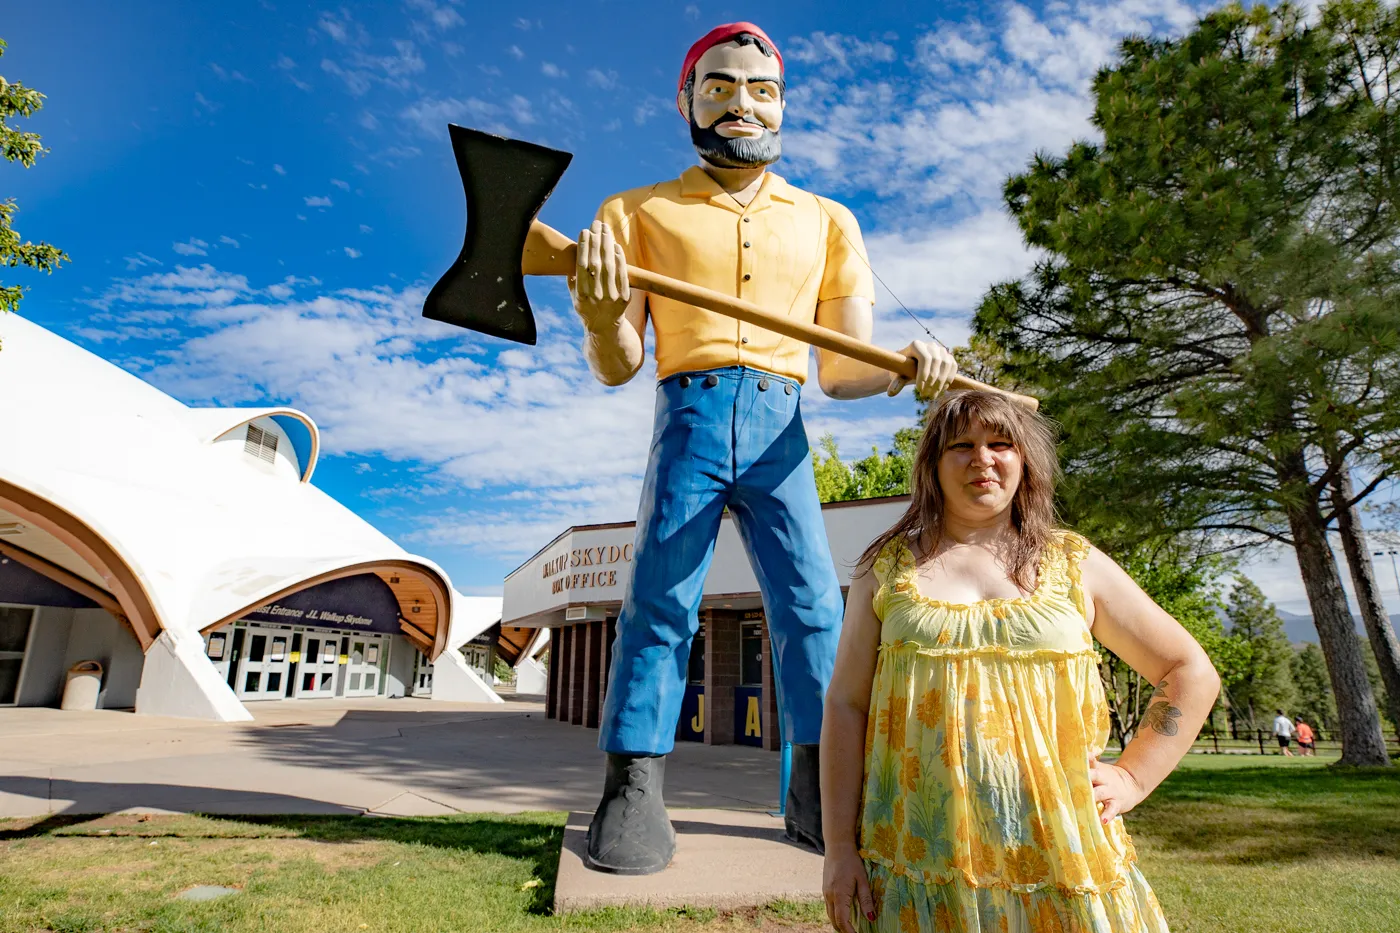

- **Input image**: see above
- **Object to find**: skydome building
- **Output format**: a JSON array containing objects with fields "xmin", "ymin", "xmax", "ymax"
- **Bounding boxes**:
[{"xmin": 0, "ymin": 313, "xmax": 499, "ymax": 720}]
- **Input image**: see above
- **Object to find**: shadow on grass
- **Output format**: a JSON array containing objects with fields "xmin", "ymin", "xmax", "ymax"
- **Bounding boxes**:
[
  {"xmin": 1129, "ymin": 764, "xmax": 1400, "ymax": 867},
  {"xmin": 0, "ymin": 777, "xmax": 566, "ymax": 915}
]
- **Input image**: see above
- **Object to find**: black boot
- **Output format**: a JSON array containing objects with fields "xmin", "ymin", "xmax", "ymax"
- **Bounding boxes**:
[
  {"xmin": 585, "ymin": 753, "xmax": 676, "ymax": 875},
  {"xmin": 784, "ymin": 743, "xmax": 824, "ymax": 854}
]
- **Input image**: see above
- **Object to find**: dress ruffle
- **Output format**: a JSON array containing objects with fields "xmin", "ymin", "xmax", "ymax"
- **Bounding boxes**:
[{"xmin": 857, "ymin": 861, "xmax": 1169, "ymax": 933}]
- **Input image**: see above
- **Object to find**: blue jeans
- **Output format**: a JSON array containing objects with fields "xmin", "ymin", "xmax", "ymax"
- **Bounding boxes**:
[{"xmin": 598, "ymin": 366, "xmax": 843, "ymax": 756}]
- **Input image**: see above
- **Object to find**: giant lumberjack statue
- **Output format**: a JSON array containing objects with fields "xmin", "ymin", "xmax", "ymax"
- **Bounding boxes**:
[{"xmin": 573, "ymin": 22, "xmax": 957, "ymax": 875}]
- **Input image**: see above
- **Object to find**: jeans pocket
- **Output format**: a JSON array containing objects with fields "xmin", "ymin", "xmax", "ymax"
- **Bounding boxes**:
[{"xmin": 761, "ymin": 380, "xmax": 797, "ymax": 416}]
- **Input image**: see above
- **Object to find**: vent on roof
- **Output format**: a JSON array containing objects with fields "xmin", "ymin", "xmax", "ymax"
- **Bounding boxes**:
[{"xmin": 244, "ymin": 423, "xmax": 279, "ymax": 464}]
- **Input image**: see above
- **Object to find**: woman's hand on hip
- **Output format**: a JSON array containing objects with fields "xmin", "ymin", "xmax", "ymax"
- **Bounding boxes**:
[
  {"xmin": 823, "ymin": 842, "xmax": 875, "ymax": 933},
  {"xmin": 1090, "ymin": 756, "xmax": 1147, "ymax": 823}
]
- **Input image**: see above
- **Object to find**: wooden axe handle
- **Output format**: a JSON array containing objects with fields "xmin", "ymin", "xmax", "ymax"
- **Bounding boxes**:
[{"xmin": 523, "ymin": 221, "xmax": 1039, "ymax": 410}]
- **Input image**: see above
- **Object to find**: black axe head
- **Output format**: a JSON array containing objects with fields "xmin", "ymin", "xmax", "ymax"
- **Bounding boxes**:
[{"xmin": 422, "ymin": 125, "xmax": 573, "ymax": 345}]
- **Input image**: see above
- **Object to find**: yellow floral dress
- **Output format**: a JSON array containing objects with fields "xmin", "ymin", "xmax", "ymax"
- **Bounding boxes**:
[{"xmin": 857, "ymin": 532, "xmax": 1168, "ymax": 933}]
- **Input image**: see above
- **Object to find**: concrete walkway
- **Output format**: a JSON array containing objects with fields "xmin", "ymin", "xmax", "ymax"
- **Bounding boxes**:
[{"xmin": 0, "ymin": 698, "xmax": 782, "ymax": 819}]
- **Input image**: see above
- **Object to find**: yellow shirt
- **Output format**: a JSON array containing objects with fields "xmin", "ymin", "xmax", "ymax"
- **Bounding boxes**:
[{"xmin": 596, "ymin": 166, "xmax": 875, "ymax": 384}]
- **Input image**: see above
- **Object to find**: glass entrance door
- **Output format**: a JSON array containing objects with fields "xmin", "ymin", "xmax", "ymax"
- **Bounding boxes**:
[
  {"xmin": 412, "ymin": 649, "xmax": 433, "ymax": 696},
  {"xmin": 235, "ymin": 624, "xmax": 292, "ymax": 701},
  {"xmin": 0, "ymin": 606, "xmax": 35, "ymax": 705},
  {"xmin": 295, "ymin": 633, "xmax": 339, "ymax": 698},
  {"xmin": 343, "ymin": 635, "xmax": 383, "ymax": 698}
]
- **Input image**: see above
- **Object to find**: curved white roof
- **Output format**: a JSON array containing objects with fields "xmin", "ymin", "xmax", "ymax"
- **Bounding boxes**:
[{"xmin": 0, "ymin": 312, "xmax": 460, "ymax": 658}]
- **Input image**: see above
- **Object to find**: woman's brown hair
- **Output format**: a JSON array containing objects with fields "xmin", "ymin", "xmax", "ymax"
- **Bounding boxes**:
[{"xmin": 856, "ymin": 390, "xmax": 1060, "ymax": 591}]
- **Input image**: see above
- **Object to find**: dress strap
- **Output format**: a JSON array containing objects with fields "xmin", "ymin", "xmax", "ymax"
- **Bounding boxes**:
[
  {"xmin": 870, "ymin": 537, "xmax": 910, "ymax": 618},
  {"xmin": 1056, "ymin": 531, "xmax": 1092, "ymax": 619}
]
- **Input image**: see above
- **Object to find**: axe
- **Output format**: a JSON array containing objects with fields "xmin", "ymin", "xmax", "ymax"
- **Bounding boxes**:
[{"xmin": 423, "ymin": 126, "xmax": 1037, "ymax": 410}]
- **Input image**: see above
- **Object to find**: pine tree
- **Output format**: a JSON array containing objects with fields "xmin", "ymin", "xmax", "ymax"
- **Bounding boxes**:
[
  {"xmin": 974, "ymin": 2, "xmax": 1399, "ymax": 765},
  {"xmin": 1223, "ymin": 577, "xmax": 1295, "ymax": 731},
  {"xmin": 1291, "ymin": 643, "xmax": 1338, "ymax": 735}
]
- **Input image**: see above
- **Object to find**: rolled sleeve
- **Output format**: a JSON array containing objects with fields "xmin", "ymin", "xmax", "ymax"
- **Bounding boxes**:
[{"xmin": 817, "ymin": 197, "xmax": 875, "ymax": 304}]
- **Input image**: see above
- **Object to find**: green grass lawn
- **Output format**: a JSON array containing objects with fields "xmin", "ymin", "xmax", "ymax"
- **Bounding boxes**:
[{"xmin": 1, "ymin": 754, "xmax": 1396, "ymax": 933}]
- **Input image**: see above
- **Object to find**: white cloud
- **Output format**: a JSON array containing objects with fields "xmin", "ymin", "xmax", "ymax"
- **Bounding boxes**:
[
  {"xmin": 359, "ymin": 110, "xmax": 380, "ymax": 131},
  {"xmin": 514, "ymin": 17, "xmax": 531, "ymax": 30},
  {"xmin": 400, "ymin": 95, "xmax": 503, "ymax": 137},
  {"xmin": 507, "ymin": 44, "xmax": 524, "ymax": 60},
  {"xmin": 317, "ymin": 10, "xmax": 363, "ymax": 45},
  {"xmin": 586, "ymin": 68, "xmax": 617, "ymax": 89},
  {"xmin": 541, "ymin": 62, "xmax": 565, "ymax": 78},
  {"xmin": 86, "ymin": 263, "xmax": 250, "ymax": 312},
  {"xmin": 783, "ymin": 2, "xmax": 1209, "ymax": 213},
  {"xmin": 305, "ymin": 195, "xmax": 333, "ymax": 207},
  {"xmin": 123, "ymin": 252, "xmax": 162, "ymax": 270},
  {"xmin": 405, "ymin": 0, "xmax": 464, "ymax": 30},
  {"xmin": 172, "ymin": 238, "xmax": 209, "ymax": 256},
  {"xmin": 218, "ymin": 235, "xmax": 240, "ymax": 248},
  {"xmin": 273, "ymin": 163, "xmax": 286, "ymax": 175},
  {"xmin": 344, "ymin": 247, "xmax": 362, "ymax": 258},
  {"xmin": 864, "ymin": 210, "xmax": 1036, "ymax": 323},
  {"xmin": 685, "ymin": 4, "xmax": 699, "ymax": 21},
  {"xmin": 787, "ymin": 32, "xmax": 897, "ymax": 74},
  {"xmin": 331, "ymin": 178, "xmax": 351, "ymax": 190},
  {"xmin": 359, "ymin": 224, "xmax": 373, "ymax": 234}
]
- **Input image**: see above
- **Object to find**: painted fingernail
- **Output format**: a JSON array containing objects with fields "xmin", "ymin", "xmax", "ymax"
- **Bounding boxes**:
[{"xmin": 866, "ymin": 911, "xmax": 876, "ymax": 921}]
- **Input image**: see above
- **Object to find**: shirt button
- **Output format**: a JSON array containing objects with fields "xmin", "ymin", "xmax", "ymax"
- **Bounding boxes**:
[
  {"xmin": 743, "ymin": 217, "xmax": 750, "ymax": 223},
  {"xmin": 743, "ymin": 274, "xmax": 751, "ymax": 281},
  {"xmin": 743, "ymin": 241, "xmax": 751, "ymax": 248},
  {"xmin": 758, "ymin": 378, "xmax": 770, "ymax": 391},
  {"xmin": 703, "ymin": 374, "xmax": 718, "ymax": 388},
  {"xmin": 741, "ymin": 337, "xmax": 749, "ymax": 344}
]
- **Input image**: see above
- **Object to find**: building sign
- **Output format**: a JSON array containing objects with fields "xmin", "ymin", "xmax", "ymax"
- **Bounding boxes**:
[
  {"xmin": 734, "ymin": 685, "xmax": 764, "ymax": 747},
  {"xmin": 677, "ymin": 684, "xmax": 705, "ymax": 742},
  {"xmin": 241, "ymin": 574, "xmax": 403, "ymax": 636},
  {"xmin": 541, "ymin": 544, "xmax": 634, "ymax": 595}
]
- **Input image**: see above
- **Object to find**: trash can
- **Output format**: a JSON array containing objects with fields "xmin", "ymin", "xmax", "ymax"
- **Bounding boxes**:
[{"xmin": 61, "ymin": 660, "xmax": 103, "ymax": 711}]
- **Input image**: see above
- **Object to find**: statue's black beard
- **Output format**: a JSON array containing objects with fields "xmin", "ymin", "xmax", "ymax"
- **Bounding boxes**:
[{"xmin": 690, "ymin": 116, "xmax": 782, "ymax": 169}]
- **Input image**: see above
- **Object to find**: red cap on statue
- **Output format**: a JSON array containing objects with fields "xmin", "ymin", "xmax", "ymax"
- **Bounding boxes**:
[{"xmin": 676, "ymin": 22, "xmax": 784, "ymax": 117}]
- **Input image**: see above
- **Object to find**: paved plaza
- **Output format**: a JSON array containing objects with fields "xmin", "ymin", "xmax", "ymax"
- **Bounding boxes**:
[{"xmin": 0, "ymin": 696, "xmax": 782, "ymax": 819}]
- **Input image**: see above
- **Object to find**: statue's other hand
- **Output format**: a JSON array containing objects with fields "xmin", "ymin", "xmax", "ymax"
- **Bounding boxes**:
[
  {"xmin": 888, "ymin": 339, "xmax": 957, "ymax": 399},
  {"xmin": 569, "ymin": 220, "xmax": 632, "ymax": 332}
]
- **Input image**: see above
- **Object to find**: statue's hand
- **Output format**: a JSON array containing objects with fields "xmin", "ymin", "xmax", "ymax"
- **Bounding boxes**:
[
  {"xmin": 569, "ymin": 220, "xmax": 632, "ymax": 333},
  {"xmin": 888, "ymin": 340, "xmax": 957, "ymax": 398}
]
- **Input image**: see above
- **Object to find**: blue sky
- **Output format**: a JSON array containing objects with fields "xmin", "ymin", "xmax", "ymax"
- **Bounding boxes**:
[{"xmin": 5, "ymin": 0, "xmax": 1389, "ymax": 614}]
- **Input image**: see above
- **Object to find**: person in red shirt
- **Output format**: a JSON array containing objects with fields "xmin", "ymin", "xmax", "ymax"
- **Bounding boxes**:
[{"xmin": 1294, "ymin": 718, "xmax": 1316, "ymax": 756}]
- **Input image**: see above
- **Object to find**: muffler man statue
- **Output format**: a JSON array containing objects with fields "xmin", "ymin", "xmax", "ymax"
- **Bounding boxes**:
[{"xmin": 575, "ymin": 21, "xmax": 957, "ymax": 875}]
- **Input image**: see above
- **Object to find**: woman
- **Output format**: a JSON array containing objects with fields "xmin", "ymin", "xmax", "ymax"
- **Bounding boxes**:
[{"xmin": 821, "ymin": 391, "xmax": 1219, "ymax": 933}]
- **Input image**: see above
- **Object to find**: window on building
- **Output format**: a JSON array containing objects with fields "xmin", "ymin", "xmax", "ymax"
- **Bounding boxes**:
[{"xmin": 244, "ymin": 423, "xmax": 279, "ymax": 464}]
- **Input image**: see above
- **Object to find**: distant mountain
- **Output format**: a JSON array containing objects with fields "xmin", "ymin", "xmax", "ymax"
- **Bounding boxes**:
[{"xmin": 1273, "ymin": 610, "xmax": 1400, "ymax": 645}]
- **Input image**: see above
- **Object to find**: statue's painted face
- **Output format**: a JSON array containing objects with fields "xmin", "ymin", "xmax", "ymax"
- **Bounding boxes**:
[{"xmin": 680, "ymin": 39, "xmax": 784, "ymax": 169}]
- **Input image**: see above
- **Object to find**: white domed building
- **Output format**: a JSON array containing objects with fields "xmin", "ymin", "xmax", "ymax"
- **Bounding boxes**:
[{"xmin": 0, "ymin": 312, "xmax": 501, "ymax": 720}]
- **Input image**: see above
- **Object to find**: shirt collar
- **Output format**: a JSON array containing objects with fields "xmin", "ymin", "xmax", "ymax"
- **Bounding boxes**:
[{"xmin": 679, "ymin": 165, "xmax": 795, "ymax": 214}]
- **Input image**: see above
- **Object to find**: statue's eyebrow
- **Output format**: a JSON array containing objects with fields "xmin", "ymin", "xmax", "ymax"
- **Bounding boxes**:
[{"xmin": 702, "ymin": 71, "xmax": 781, "ymax": 87}]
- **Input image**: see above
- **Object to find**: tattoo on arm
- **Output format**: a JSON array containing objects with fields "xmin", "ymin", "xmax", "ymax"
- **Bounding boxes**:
[{"xmin": 1141, "ymin": 679, "xmax": 1182, "ymax": 737}]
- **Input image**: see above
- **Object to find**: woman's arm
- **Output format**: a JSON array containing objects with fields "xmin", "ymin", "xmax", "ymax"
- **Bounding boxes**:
[
  {"xmin": 821, "ymin": 561, "xmax": 883, "ymax": 933},
  {"xmin": 1080, "ymin": 546, "xmax": 1222, "ymax": 823}
]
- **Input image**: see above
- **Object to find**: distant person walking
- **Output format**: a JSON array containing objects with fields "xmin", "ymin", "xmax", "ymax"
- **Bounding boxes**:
[
  {"xmin": 1272, "ymin": 709, "xmax": 1295, "ymax": 756},
  {"xmin": 1294, "ymin": 718, "xmax": 1315, "ymax": 756}
]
